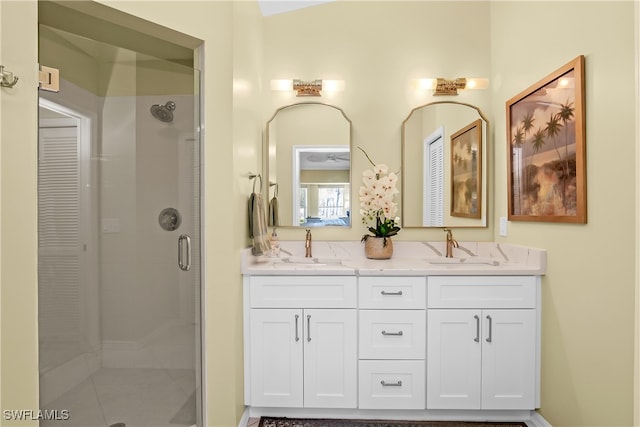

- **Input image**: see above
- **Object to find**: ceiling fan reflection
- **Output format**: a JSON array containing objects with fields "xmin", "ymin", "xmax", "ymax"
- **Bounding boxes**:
[{"xmin": 306, "ymin": 153, "xmax": 350, "ymax": 163}]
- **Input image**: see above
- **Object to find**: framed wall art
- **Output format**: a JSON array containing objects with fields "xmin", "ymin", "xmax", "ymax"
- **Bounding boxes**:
[
  {"xmin": 506, "ymin": 55, "xmax": 586, "ymax": 223},
  {"xmin": 451, "ymin": 118, "xmax": 482, "ymax": 219}
]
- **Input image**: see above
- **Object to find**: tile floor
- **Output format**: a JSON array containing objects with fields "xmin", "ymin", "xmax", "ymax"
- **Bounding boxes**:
[{"xmin": 40, "ymin": 367, "xmax": 196, "ymax": 427}]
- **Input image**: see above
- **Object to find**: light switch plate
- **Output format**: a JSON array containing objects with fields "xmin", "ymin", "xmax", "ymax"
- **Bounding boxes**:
[{"xmin": 499, "ymin": 217, "xmax": 508, "ymax": 237}]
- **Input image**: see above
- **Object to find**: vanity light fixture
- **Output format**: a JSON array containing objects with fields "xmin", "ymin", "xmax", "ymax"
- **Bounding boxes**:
[
  {"xmin": 416, "ymin": 77, "xmax": 489, "ymax": 96},
  {"xmin": 435, "ymin": 78, "xmax": 467, "ymax": 96},
  {"xmin": 293, "ymin": 79, "xmax": 323, "ymax": 96},
  {"xmin": 270, "ymin": 79, "xmax": 345, "ymax": 96}
]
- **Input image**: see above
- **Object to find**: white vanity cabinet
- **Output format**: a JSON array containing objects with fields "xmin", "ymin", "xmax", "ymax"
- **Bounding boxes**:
[
  {"xmin": 426, "ymin": 276, "xmax": 538, "ymax": 410},
  {"xmin": 247, "ymin": 276, "xmax": 358, "ymax": 409},
  {"xmin": 242, "ymin": 242, "xmax": 545, "ymax": 421}
]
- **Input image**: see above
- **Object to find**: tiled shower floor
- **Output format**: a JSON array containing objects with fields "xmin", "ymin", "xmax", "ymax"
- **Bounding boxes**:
[{"xmin": 41, "ymin": 368, "xmax": 196, "ymax": 427}]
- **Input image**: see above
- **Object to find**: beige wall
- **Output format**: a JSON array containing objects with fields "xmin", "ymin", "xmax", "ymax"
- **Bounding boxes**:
[
  {"xmin": 262, "ymin": 1, "xmax": 494, "ymax": 243},
  {"xmin": 0, "ymin": 0, "xmax": 40, "ymax": 422},
  {"xmin": 0, "ymin": 2, "xmax": 638, "ymax": 427},
  {"xmin": 490, "ymin": 2, "xmax": 636, "ymax": 426}
]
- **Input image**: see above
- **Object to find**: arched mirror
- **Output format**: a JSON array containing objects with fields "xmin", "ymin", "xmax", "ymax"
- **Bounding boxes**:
[
  {"xmin": 401, "ymin": 101, "xmax": 488, "ymax": 228},
  {"xmin": 266, "ymin": 102, "xmax": 352, "ymax": 227}
]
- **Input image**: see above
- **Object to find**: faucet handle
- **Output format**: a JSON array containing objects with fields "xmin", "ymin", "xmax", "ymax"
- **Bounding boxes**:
[{"xmin": 304, "ymin": 229, "xmax": 312, "ymax": 257}]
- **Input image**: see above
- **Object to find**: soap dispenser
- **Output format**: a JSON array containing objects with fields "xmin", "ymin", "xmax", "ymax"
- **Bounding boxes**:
[{"xmin": 269, "ymin": 228, "xmax": 280, "ymax": 257}]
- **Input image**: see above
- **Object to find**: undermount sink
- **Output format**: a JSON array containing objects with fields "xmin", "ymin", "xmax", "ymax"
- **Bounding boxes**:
[
  {"xmin": 271, "ymin": 257, "xmax": 344, "ymax": 267},
  {"xmin": 426, "ymin": 257, "xmax": 500, "ymax": 266},
  {"xmin": 282, "ymin": 257, "xmax": 317, "ymax": 264}
]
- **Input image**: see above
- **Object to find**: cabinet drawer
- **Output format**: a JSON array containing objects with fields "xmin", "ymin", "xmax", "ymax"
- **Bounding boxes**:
[
  {"xmin": 428, "ymin": 276, "xmax": 537, "ymax": 309},
  {"xmin": 359, "ymin": 310, "xmax": 426, "ymax": 359},
  {"xmin": 359, "ymin": 276, "xmax": 426, "ymax": 309},
  {"xmin": 359, "ymin": 360, "xmax": 425, "ymax": 410},
  {"xmin": 250, "ymin": 276, "xmax": 357, "ymax": 308}
]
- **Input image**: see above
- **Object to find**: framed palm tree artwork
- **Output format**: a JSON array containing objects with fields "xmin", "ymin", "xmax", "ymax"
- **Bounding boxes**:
[
  {"xmin": 451, "ymin": 119, "xmax": 482, "ymax": 219},
  {"xmin": 506, "ymin": 55, "xmax": 586, "ymax": 223}
]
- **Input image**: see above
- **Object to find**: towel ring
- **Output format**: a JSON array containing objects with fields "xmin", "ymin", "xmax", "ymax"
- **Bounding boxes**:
[
  {"xmin": 249, "ymin": 173, "xmax": 262, "ymax": 193},
  {"xmin": 270, "ymin": 182, "xmax": 278, "ymax": 197}
]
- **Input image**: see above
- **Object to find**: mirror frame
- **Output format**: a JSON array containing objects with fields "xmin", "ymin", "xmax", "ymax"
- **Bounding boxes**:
[
  {"xmin": 265, "ymin": 101, "xmax": 353, "ymax": 228},
  {"xmin": 400, "ymin": 100, "xmax": 490, "ymax": 229}
]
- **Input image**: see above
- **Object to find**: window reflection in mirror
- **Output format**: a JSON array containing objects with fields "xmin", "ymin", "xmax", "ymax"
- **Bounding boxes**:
[
  {"xmin": 401, "ymin": 101, "xmax": 488, "ymax": 228},
  {"xmin": 267, "ymin": 103, "xmax": 352, "ymax": 227}
]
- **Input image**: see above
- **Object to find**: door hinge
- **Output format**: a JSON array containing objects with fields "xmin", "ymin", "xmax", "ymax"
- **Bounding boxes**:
[{"xmin": 39, "ymin": 65, "xmax": 59, "ymax": 92}]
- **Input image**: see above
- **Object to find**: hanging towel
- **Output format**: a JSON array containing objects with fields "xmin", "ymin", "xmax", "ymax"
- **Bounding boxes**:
[
  {"xmin": 268, "ymin": 195, "xmax": 279, "ymax": 227},
  {"xmin": 248, "ymin": 192, "xmax": 271, "ymax": 255}
]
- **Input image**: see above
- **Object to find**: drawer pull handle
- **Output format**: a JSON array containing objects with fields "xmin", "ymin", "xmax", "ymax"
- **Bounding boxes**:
[
  {"xmin": 486, "ymin": 315, "xmax": 493, "ymax": 343},
  {"xmin": 381, "ymin": 330, "xmax": 403, "ymax": 336},
  {"xmin": 381, "ymin": 290, "xmax": 403, "ymax": 296},
  {"xmin": 380, "ymin": 380, "xmax": 402, "ymax": 387},
  {"xmin": 474, "ymin": 315, "xmax": 480, "ymax": 342},
  {"xmin": 307, "ymin": 314, "xmax": 311, "ymax": 342},
  {"xmin": 295, "ymin": 314, "xmax": 300, "ymax": 342}
]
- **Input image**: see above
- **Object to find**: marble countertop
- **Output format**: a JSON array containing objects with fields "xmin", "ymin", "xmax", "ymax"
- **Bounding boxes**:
[{"xmin": 241, "ymin": 241, "xmax": 546, "ymax": 276}]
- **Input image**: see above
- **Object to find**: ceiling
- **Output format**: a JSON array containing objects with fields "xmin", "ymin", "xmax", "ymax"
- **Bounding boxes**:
[
  {"xmin": 258, "ymin": 0, "xmax": 335, "ymax": 17},
  {"xmin": 299, "ymin": 151, "xmax": 350, "ymax": 171}
]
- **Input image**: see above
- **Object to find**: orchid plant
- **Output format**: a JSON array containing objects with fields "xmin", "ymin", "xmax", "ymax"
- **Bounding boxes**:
[{"xmin": 358, "ymin": 146, "xmax": 400, "ymax": 246}]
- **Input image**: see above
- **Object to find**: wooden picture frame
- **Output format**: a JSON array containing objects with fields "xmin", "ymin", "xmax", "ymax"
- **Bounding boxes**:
[
  {"xmin": 506, "ymin": 55, "xmax": 586, "ymax": 223},
  {"xmin": 450, "ymin": 118, "xmax": 482, "ymax": 218}
]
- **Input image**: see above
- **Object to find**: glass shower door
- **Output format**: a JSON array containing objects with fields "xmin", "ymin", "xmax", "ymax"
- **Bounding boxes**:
[{"xmin": 38, "ymin": 25, "xmax": 202, "ymax": 427}]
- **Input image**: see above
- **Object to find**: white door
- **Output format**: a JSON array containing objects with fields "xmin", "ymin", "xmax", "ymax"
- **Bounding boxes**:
[
  {"xmin": 481, "ymin": 309, "xmax": 536, "ymax": 409},
  {"xmin": 427, "ymin": 309, "xmax": 481, "ymax": 409},
  {"xmin": 303, "ymin": 309, "xmax": 357, "ymax": 408},
  {"xmin": 250, "ymin": 309, "xmax": 304, "ymax": 407},
  {"xmin": 38, "ymin": 115, "xmax": 98, "ymax": 359}
]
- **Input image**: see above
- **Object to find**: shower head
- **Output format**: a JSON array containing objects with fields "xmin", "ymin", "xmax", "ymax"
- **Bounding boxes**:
[{"xmin": 150, "ymin": 101, "xmax": 176, "ymax": 123}]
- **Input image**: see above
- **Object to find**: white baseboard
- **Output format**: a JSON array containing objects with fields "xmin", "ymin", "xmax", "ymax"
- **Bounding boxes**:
[
  {"xmin": 527, "ymin": 411, "xmax": 552, "ymax": 427},
  {"xmin": 238, "ymin": 407, "xmax": 251, "ymax": 427},
  {"xmin": 101, "ymin": 320, "xmax": 195, "ymax": 369}
]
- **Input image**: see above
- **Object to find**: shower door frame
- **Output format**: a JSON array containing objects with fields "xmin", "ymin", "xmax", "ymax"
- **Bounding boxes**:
[{"xmin": 37, "ymin": 57, "xmax": 206, "ymax": 427}]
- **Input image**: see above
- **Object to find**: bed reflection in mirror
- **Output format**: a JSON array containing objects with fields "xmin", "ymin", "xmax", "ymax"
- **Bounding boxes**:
[{"xmin": 295, "ymin": 147, "xmax": 350, "ymax": 227}]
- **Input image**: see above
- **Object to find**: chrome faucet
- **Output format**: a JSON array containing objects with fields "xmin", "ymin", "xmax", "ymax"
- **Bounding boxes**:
[
  {"xmin": 444, "ymin": 228, "xmax": 458, "ymax": 258},
  {"xmin": 305, "ymin": 229, "xmax": 312, "ymax": 258}
]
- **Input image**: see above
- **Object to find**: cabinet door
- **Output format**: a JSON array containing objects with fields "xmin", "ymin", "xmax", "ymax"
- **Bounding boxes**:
[
  {"xmin": 304, "ymin": 309, "xmax": 357, "ymax": 408},
  {"xmin": 250, "ymin": 309, "xmax": 303, "ymax": 407},
  {"xmin": 427, "ymin": 309, "xmax": 481, "ymax": 409},
  {"xmin": 481, "ymin": 309, "xmax": 536, "ymax": 409}
]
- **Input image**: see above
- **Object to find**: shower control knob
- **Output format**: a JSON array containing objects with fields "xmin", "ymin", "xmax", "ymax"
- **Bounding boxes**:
[{"xmin": 158, "ymin": 207, "xmax": 182, "ymax": 231}]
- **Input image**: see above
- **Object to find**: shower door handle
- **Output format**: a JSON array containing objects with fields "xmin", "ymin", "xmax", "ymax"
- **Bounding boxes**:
[{"xmin": 178, "ymin": 234, "xmax": 191, "ymax": 271}]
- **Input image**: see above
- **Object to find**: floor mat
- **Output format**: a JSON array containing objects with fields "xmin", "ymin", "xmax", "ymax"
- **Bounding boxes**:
[{"xmin": 258, "ymin": 418, "xmax": 528, "ymax": 427}]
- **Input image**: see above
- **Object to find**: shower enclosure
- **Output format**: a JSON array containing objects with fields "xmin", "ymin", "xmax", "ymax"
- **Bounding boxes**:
[{"xmin": 37, "ymin": 15, "xmax": 202, "ymax": 427}]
